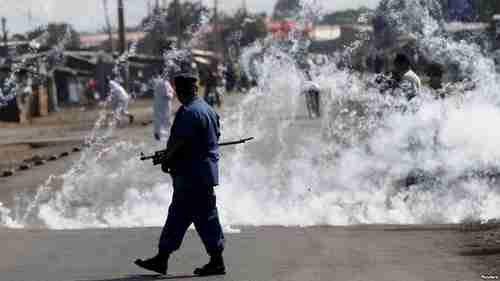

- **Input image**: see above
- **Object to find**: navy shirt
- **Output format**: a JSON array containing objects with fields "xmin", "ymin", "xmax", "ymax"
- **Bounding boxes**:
[{"xmin": 167, "ymin": 96, "xmax": 220, "ymax": 187}]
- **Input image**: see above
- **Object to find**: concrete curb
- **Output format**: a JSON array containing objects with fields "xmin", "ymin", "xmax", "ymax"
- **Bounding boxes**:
[
  {"xmin": 18, "ymin": 164, "xmax": 32, "ymax": 171},
  {"xmin": 48, "ymin": 155, "xmax": 58, "ymax": 161},
  {"xmin": 34, "ymin": 159, "xmax": 46, "ymax": 166},
  {"xmin": 1, "ymin": 146, "xmax": 86, "ymax": 180},
  {"xmin": 59, "ymin": 152, "xmax": 70, "ymax": 158},
  {"xmin": 1, "ymin": 170, "xmax": 14, "ymax": 177}
]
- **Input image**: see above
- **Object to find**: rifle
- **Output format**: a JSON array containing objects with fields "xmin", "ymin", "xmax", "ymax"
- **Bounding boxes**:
[{"xmin": 140, "ymin": 137, "xmax": 254, "ymax": 166}]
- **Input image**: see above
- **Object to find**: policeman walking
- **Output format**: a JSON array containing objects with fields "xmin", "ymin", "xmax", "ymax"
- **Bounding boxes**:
[{"xmin": 135, "ymin": 72, "xmax": 226, "ymax": 276}]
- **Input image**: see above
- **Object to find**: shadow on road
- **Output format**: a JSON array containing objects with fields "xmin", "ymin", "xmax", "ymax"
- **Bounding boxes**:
[{"xmin": 79, "ymin": 274, "xmax": 198, "ymax": 281}]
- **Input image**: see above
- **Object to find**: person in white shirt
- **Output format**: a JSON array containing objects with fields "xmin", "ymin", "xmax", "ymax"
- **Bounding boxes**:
[
  {"xmin": 15, "ymin": 72, "xmax": 33, "ymax": 123},
  {"xmin": 393, "ymin": 53, "xmax": 421, "ymax": 101},
  {"xmin": 106, "ymin": 76, "xmax": 134, "ymax": 124},
  {"xmin": 153, "ymin": 72, "xmax": 174, "ymax": 141}
]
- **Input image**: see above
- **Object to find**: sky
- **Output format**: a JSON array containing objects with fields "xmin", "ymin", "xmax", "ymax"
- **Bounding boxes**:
[{"xmin": 0, "ymin": 0, "xmax": 381, "ymax": 35}]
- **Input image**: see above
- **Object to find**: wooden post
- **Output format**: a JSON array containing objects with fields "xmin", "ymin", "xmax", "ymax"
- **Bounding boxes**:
[
  {"xmin": 214, "ymin": 0, "xmax": 219, "ymax": 53},
  {"xmin": 1, "ymin": 17, "xmax": 7, "ymax": 58},
  {"xmin": 103, "ymin": 0, "xmax": 114, "ymax": 52},
  {"xmin": 39, "ymin": 85, "xmax": 49, "ymax": 116},
  {"xmin": 117, "ymin": 0, "xmax": 126, "ymax": 54},
  {"xmin": 175, "ymin": 0, "xmax": 182, "ymax": 48}
]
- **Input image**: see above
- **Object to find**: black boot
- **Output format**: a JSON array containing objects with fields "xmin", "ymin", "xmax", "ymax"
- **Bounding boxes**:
[
  {"xmin": 134, "ymin": 252, "xmax": 169, "ymax": 275},
  {"xmin": 193, "ymin": 254, "xmax": 226, "ymax": 276}
]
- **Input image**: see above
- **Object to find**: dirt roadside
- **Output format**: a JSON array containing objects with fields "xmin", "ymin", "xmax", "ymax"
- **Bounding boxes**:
[{"xmin": 0, "ymin": 99, "xmax": 157, "ymax": 205}]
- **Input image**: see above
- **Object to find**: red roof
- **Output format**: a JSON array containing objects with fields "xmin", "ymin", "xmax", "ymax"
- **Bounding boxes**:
[{"xmin": 266, "ymin": 20, "xmax": 313, "ymax": 39}]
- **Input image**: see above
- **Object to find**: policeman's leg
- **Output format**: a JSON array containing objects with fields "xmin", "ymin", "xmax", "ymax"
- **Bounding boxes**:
[
  {"xmin": 158, "ymin": 201, "xmax": 193, "ymax": 254},
  {"xmin": 192, "ymin": 192, "xmax": 226, "ymax": 276},
  {"xmin": 135, "ymin": 201, "xmax": 192, "ymax": 275},
  {"xmin": 193, "ymin": 191, "xmax": 224, "ymax": 252},
  {"xmin": 194, "ymin": 207, "xmax": 225, "ymax": 255}
]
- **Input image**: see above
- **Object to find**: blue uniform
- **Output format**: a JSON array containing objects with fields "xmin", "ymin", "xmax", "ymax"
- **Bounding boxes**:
[
  {"xmin": 167, "ymin": 96, "xmax": 220, "ymax": 187},
  {"xmin": 159, "ymin": 96, "xmax": 224, "ymax": 256}
]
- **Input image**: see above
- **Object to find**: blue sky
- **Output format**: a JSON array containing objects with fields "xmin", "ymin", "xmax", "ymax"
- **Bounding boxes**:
[{"xmin": 1, "ymin": 0, "xmax": 380, "ymax": 34}]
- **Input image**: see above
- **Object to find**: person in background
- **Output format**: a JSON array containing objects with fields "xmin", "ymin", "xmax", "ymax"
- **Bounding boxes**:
[
  {"xmin": 215, "ymin": 64, "xmax": 227, "ymax": 108},
  {"xmin": 16, "ymin": 70, "xmax": 33, "ymax": 123},
  {"xmin": 392, "ymin": 53, "xmax": 421, "ymax": 101},
  {"xmin": 106, "ymin": 75, "xmax": 134, "ymax": 125},
  {"xmin": 301, "ymin": 72, "xmax": 321, "ymax": 119},
  {"xmin": 427, "ymin": 62, "xmax": 476, "ymax": 98},
  {"xmin": 204, "ymin": 70, "xmax": 217, "ymax": 107},
  {"xmin": 427, "ymin": 62, "xmax": 445, "ymax": 99},
  {"xmin": 153, "ymin": 70, "xmax": 174, "ymax": 141},
  {"xmin": 87, "ymin": 78, "xmax": 99, "ymax": 100}
]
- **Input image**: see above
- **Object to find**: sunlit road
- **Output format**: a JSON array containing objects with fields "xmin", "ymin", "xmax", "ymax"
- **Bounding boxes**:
[{"xmin": 1, "ymin": 225, "xmax": 498, "ymax": 281}]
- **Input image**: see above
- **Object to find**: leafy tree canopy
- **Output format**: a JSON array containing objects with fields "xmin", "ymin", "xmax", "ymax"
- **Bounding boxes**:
[
  {"xmin": 273, "ymin": 0, "xmax": 301, "ymax": 20},
  {"xmin": 26, "ymin": 23, "xmax": 80, "ymax": 50},
  {"xmin": 321, "ymin": 7, "xmax": 373, "ymax": 25}
]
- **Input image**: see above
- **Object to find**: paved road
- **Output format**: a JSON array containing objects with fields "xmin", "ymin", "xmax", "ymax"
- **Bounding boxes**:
[
  {"xmin": 0, "ymin": 225, "xmax": 498, "ymax": 281},
  {"xmin": 1, "ymin": 97, "xmax": 499, "ymax": 281}
]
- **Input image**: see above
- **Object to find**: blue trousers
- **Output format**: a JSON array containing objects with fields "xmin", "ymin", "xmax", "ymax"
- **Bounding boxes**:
[{"xmin": 159, "ymin": 178, "xmax": 225, "ymax": 256}]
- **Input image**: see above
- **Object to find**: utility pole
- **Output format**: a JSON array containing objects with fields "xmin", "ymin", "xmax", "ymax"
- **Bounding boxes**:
[
  {"xmin": 175, "ymin": 0, "xmax": 182, "ymax": 48},
  {"xmin": 1, "ymin": 17, "xmax": 7, "ymax": 58},
  {"xmin": 242, "ymin": 0, "xmax": 247, "ymax": 15},
  {"xmin": 117, "ymin": 0, "xmax": 126, "ymax": 54},
  {"xmin": 27, "ymin": 9, "xmax": 33, "ymax": 29},
  {"xmin": 214, "ymin": 0, "xmax": 223, "ymax": 61},
  {"xmin": 214, "ymin": 0, "xmax": 219, "ymax": 52},
  {"xmin": 495, "ymin": 0, "xmax": 500, "ymax": 50},
  {"xmin": 103, "ymin": 0, "xmax": 114, "ymax": 52}
]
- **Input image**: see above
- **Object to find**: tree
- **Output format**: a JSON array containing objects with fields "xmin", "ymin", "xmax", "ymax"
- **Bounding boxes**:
[
  {"xmin": 473, "ymin": 0, "xmax": 498, "ymax": 21},
  {"xmin": 26, "ymin": 23, "xmax": 80, "ymax": 50},
  {"xmin": 223, "ymin": 10, "xmax": 267, "ymax": 48},
  {"xmin": 11, "ymin": 33, "xmax": 27, "ymax": 41},
  {"xmin": 321, "ymin": 7, "xmax": 372, "ymax": 25},
  {"xmin": 273, "ymin": 0, "xmax": 300, "ymax": 20},
  {"xmin": 137, "ymin": 1, "xmax": 208, "ymax": 54},
  {"xmin": 200, "ymin": 9, "xmax": 267, "ymax": 61}
]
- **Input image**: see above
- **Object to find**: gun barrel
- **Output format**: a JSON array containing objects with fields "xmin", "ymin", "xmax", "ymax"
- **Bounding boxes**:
[
  {"xmin": 219, "ymin": 137, "xmax": 254, "ymax": 146},
  {"xmin": 140, "ymin": 155, "xmax": 155, "ymax": 161},
  {"xmin": 139, "ymin": 137, "xmax": 253, "ymax": 162}
]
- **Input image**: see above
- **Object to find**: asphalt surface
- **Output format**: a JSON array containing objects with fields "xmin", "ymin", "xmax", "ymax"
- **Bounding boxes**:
[
  {"xmin": 1, "ymin": 225, "xmax": 499, "ymax": 281},
  {"xmin": 1, "ymin": 97, "xmax": 499, "ymax": 281}
]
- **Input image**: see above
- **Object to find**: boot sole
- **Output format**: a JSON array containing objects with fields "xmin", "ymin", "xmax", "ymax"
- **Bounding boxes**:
[
  {"xmin": 193, "ymin": 268, "xmax": 226, "ymax": 276},
  {"xmin": 134, "ymin": 259, "xmax": 167, "ymax": 275}
]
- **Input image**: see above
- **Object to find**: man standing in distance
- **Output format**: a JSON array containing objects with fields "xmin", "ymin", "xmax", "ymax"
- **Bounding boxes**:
[
  {"xmin": 135, "ymin": 72, "xmax": 226, "ymax": 276},
  {"xmin": 153, "ymin": 70, "xmax": 174, "ymax": 141},
  {"xmin": 393, "ymin": 53, "xmax": 421, "ymax": 101},
  {"xmin": 106, "ymin": 75, "xmax": 134, "ymax": 124}
]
